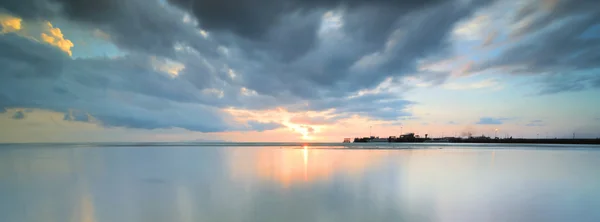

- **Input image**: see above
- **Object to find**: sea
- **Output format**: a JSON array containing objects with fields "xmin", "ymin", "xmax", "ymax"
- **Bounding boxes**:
[{"xmin": 1, "ymin": 142, "xmax": 600, "ymax": 222}]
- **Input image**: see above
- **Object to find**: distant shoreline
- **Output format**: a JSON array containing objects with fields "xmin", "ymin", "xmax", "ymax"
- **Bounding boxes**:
[
  {"xmin": 352, "ymin": 138, "xmax": 600, "ymax": 145},
  {"xmin": 2, "ymin": 140, "xmax": 600, "ymax": 147}
]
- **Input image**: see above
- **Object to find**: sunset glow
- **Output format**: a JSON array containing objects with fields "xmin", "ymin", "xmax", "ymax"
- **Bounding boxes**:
[
  {"xmin": 228, "ymin": 147, "xmax": 392, "ymax": 187},
  {"xmin": 1, "ymin": 0, "xmax": 599, "ymax": 143}
]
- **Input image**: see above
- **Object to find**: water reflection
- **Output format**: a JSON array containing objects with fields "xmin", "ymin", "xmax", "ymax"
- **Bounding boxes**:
[
  {"xmin": 1, "ymin": 145, "xmax": 600, "ymax": 222},
  {"xmin": 227, "ymin": 146, "xmax": 394, "ymax": 187}
]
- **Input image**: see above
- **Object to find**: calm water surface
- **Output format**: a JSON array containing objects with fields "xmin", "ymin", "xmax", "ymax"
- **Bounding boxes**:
[{"xmin": 1, "ymin": 144, "xmax": 600, "ymax": 222}]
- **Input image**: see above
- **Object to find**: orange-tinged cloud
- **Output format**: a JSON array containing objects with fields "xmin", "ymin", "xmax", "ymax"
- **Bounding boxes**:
[
  {"xmin": 224, "ymin": 107, "xmax": 339, "ymax": 140},
  {"xmin": 0, "ymin": 14, "xmax": 22, "ymax": 33},
  {"xmin": 41, "ymin": 21, "xmax": 74, "ymax": 56}
]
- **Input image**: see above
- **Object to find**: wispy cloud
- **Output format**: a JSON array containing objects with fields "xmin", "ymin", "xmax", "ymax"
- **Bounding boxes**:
[
  {"xmin": 444, "ymin": 78, "xmax": 503, "ymax": 91},
  {"xmin": 247, "ymin": 120, "xmax": 283, "ymax": 132},
  {"xmin": 476, "ymin": 117, "xmax": 509, "ymax": 125},
  {"xmin": 525, "ymin": 120, "xmax": 544, "ymax": 127}
]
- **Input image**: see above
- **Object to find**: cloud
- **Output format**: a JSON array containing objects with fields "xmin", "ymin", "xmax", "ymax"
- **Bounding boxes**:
[
  {"xmin": 289, "ymin": 114, "xmax": 337, "ymax": 126},
  {"xmin": 443, "ymin": 78, "xmax": 502, "ymax": 90},
  {"xmin": 303, "ymin": 125, "xmax": 315, "ymax": 134},
  {"xmin": 40, "ymin": 21, "xmax": 74, "ymax": 56},
  {"xmin": 464, "ymin": 0, "xmax": 600, "ymax": 93},
  {"xmin": 476, "ymin": 117, "xmax": 508, "ymax": 125},
  {"xmin": 526, "ymin": 119, "xmax": 544, "ymax": 127},
  {"xmin": 168, "ymin": 0, "xmax": 492, "ymax": 101},
  {"xmin": 247, "ymin": 120, "xmax": 283, "ymax": 132},
  {"xmin": 537, "ymin": 73, "xmax": 600, "ymax": 95},
  {"xmin": 2, "ymin": 0, "xmax": 218, "ymax": 58},
  {"xmin": 0, "ymin": 13, "xmax": 22, "ymax": 33},
  {"xmin": 0, "ymin": 0, "xmax": 499, "ymax": 133},
  {"xmin": 0, "ymin": 14, "xmax": 73, "ymax": 56},
  {"xmin": 63, "ymin": 110, "xmax": 95, "ymax": 122},
  {"xmin": 12, "ymin": 110, "xmax": 25, "ymax": 119},
  {"xmin": 509, "ymin": 0, "xmax": 598, "ymax": 38},
  {"xmin": 167, "ymin": 0, "xmax": 446, "ymax": 41},
  {"xmin": 481, "ymin": 31, "xmax": 497, "ymax": 47},
  {"xmin": 447, "ymin": 121, "xmax": 459, "ymax": 125},
  {"xmin": 0, "ymin": 34, "xmax": 240, "ymax": 132}
]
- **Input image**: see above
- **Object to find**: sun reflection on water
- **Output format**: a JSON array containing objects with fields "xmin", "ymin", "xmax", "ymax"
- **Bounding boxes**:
[{"xmin": 228, "ymin": 146, "xmax": 390, "ymax": 187}]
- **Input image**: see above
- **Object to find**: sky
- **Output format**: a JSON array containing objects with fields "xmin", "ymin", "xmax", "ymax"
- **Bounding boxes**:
[{"xmin": 0, "ymin": 0, "xmax": 599, "ymax": 143}]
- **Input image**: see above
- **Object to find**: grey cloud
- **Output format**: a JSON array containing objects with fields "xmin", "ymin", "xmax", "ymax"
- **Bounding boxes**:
[
  {"xmin": 178, "ymin": 0, "xmax": 492, "ymax": 101},
  {"xmin": 286, "ymin": 92, "xmax": 414, "ymax": 120},
  {"xmin": 12, "ymin": 110, "xmax": 25, "ymax": 119},
  {"xmin": 510, "ymin": 0, "xmax": 600, "ymax": 38},
  {"xmin": 526, "ymin": 120, "xmax": 544, "ymax": 127},
  {"xmin": 482, "ymin": 31, "xmax": 497, "ymax": 47},
  {"xmin": 63, "ymin": 110, "xmax": 92, "ymax": 122},
  {"xmin": 1, "ymin": 0, "xmax": 217, "ymax": 58},
  {"xmin": 1, "ymin": 0, "xmax": 500, "ymax": 130},
  {"xmin": 0, "ymin": 0, "xmax": 58, "ymax": 19},
  {"xmin": 168, "ymin": 0, "xmax": 445, "ymax": 41},
  {"xmin": 247, "ymin": 120, "xmax": 283, "ymax": 132},
  {"xmin": 476, "ymin": 117, "xmax": 508, "ymax": 125},
  {"xmin": 468, "ymin": 0, "xmax": 600, "ymax": 94},
  {"xmin": 289, "ymin": 114, "xmax": 337, "ymax": 125},
  {"xmin": 0, "ymin": 35, "xmax": 242, "ymax": 132},
  {"xmin": 537, "ymin": 73, "xmax": 600, "ymax": 95},
  {"xmin": 0, "ymin": 33, "xmax": 68, "ymax": 78},
  {"xmin": 591, "ymin": 76, "xmax": 600, "ymax": 88}
]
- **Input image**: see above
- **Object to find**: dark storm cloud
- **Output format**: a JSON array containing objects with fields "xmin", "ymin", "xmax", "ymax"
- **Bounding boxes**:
[
  {"xmin": 167, "ymin": 0, "xmax": 445, "ymax": 40},
  {"xmin": 0, "ymin": 0, "xmax": 57, "ymax": 19}
]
